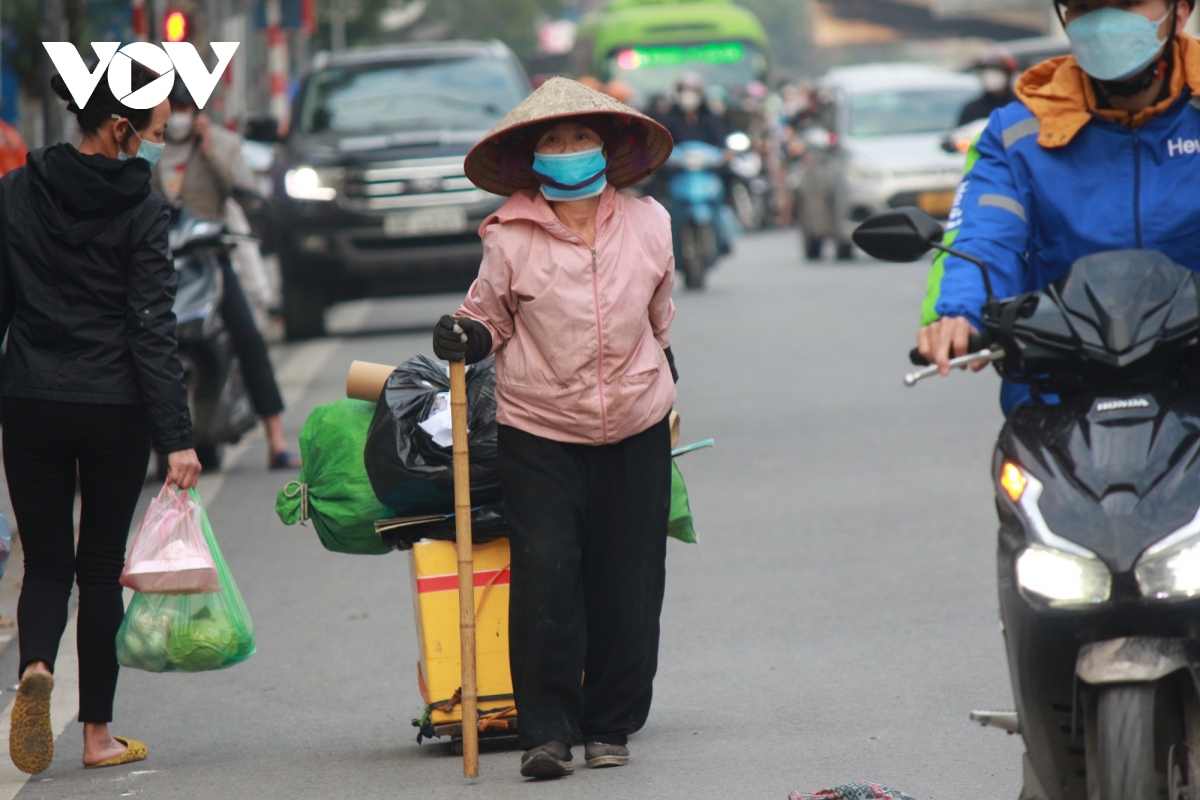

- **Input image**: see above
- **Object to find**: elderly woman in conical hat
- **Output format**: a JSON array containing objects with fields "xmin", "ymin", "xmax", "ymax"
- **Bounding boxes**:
[{"xmin": 431, "ymin": 77, "xmax": 677, "ymax": 779}]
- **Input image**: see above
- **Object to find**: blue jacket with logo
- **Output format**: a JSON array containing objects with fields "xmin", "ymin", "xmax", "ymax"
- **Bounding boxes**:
[{"xmin": 922, "ymin": 64, "xmax": 1200, "ymax": 414}]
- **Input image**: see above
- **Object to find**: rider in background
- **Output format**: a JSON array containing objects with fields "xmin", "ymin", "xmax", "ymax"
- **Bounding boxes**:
[
  {"xmin": 918, "ymin": 0, "xmax": 1200, "ymax": 416},
  {"xmin": 661, "ymin": 74, "xmax": 727, "ymax": 147},
  {"xmin": 153, "ymin": 81, "xmax": 301, "ymax": 469},
  {"xmin": 958, "ymin": 50, "xmax": 1019, "ymax": 124}
]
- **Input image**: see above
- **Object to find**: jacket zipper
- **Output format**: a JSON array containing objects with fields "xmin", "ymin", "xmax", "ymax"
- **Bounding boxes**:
[
  {"xmin": 1132, "ymin": 129, "xmax": 1143, "ymax": 249},
  {"xmin": 590, "ymin": 245, "xmax": 608, "ymax": 444}
]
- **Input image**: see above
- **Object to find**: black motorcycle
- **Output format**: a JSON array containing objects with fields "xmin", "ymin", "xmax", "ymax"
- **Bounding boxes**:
[
  {"xmin": 159, "ymin": 211, "xmax": 257, "ymax": 478},
  {"xmin": 856, "ymin": 207, "xmax": 1200, "ymax": 800}
]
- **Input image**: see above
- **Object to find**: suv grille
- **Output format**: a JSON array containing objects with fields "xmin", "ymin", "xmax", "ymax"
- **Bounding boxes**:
[{"xmin": 341, "ymin": 156, "xmax": 491, "ymax": 211}]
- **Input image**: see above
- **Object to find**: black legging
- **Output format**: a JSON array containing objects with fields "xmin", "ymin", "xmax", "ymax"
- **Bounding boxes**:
[
  {"xmin": 220, "ymin": 260, "xmax": 284, "ymax": 418},
  {"xmin": 2, "ymin": 398, "xmax": 152, "ymax": 723}
]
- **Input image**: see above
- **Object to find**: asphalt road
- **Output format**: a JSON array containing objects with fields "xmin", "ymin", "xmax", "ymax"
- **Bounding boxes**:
[{"xmin": 3, "ymin": 229, "xmax": 1024, "ymax": 799}]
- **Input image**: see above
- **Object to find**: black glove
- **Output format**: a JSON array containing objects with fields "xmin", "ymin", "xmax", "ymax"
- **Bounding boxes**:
[{"xmin": 432, "ymin": 315, "xmax": 492, "ymax": 364}]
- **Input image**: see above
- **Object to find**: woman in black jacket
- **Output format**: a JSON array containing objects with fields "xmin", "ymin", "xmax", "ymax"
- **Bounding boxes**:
[{"xmin": 3, "ymin": 66, "xmax": 201, "ymax": 774}]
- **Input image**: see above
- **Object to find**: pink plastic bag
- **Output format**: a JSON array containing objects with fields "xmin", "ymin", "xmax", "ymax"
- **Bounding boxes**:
[{"xmin": 120, "ymin": 484, "xmax": 220, "ymax": 595}]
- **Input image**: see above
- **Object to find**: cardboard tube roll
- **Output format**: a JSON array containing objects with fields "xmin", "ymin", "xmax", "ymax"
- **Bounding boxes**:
[{"xmin": 346, "ymin": 361, "xmax": 395, "ymax": 402}]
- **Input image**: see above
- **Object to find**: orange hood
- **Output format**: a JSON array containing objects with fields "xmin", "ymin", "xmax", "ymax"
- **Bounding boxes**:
[{"xmin": 1015, "ymin": 33, "xmax": 1200, "ymax": 148}]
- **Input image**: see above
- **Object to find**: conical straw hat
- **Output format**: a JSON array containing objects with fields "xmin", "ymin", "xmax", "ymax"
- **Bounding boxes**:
[{"xmin": 464, "ymin": 77, "xmax": 674, "ymax": 196}]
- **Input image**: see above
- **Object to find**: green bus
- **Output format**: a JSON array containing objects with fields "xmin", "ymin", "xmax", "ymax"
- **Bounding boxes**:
[{"xmin": 573, "ymin": 0, "xmax": 771, "ymax": 101}]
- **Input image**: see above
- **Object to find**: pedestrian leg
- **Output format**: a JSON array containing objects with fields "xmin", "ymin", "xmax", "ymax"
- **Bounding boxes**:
[
  {"xmin": 75, "ymin": 405, "xmax": 151, "ymax": 723},
  {"xmin": 499, "ymin": 425, "xmax": 589, "ymax": 751},
  {"xmin": 2, "ymin": 399, "xmax": 80, "ymax": 678},
  {"xmin": 580, "ymin": 416, "xmax": 672, "ymax": 745}
]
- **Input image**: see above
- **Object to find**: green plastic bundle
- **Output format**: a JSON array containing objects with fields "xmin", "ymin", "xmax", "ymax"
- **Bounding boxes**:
[
  {"xmin": 276, "ymin": 400, "xmax": 394, "ymax": 556},
  {"xmin": 117, "ymin": 489, "xmax": 255, "ymax": 672},
  {"xmin": 668, "ymin": 461, "xmax": 697, "ymax": 544}
]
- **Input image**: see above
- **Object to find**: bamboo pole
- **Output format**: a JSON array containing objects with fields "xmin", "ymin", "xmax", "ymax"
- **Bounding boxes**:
[{"xmin": 449, "ymin": 360, "xmax": 480, "ymax": 778}]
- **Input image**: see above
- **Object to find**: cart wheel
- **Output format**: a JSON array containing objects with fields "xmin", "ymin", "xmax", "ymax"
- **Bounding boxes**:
[{"xmin": 451, "ymin": 737, "xmax": 464, "ymax": 756}]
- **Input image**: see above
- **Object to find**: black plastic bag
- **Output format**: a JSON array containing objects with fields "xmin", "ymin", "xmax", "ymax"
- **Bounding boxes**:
[{"xmin": 364, "ymin": 354, "xmax": 502, "ymax": 514}]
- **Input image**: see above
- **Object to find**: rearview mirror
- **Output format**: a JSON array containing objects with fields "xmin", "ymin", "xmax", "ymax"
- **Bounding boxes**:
[{"xmin": 852, "ymin": 207, "xmax": 945, "ymax": 262}]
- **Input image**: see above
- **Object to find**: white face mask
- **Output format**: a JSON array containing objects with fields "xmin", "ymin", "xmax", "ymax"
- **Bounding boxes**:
[
  {"xmin": 981, "ymin": 69, "xmax": 1010, "ymax": 94},
  {"xmin": 166, "ymin": 112, "xmax": 194, "ymax": 142},
  {"xmin": 679, "ymin": 90, "xmax": 703, "ymax": 113}
]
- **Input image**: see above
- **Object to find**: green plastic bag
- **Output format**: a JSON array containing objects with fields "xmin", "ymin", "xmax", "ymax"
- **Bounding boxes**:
[
  {"xmin": 276, "ymin": 400, "xmax": 394, "ymax": 555},
  {"xmin": 117, "ymin": 489, "xmax": 255, "ymax": 672},
  {"xmin": 668, "ymin": 461, "xmax": 697, "ymax": 544}
]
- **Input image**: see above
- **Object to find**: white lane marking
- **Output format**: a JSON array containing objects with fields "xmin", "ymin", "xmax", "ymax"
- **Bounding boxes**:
[{"xmin": 0, "ymin": 301, "xmax": 372, "ymax": 794}]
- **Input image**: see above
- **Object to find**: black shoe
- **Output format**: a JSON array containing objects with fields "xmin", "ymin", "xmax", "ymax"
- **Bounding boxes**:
[
  {"xmin": 584, "ymin": 742, "xmax": 629, "ymax": 768},
  {"xmin": 520, "ymin": 742, "xmax": 574, "ymax": 779}
]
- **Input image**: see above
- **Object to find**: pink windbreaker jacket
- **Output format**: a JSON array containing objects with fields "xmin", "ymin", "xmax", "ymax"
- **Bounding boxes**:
[{"xmin": 457, "ymin": 185, "xmax": 676, "ymax": 445}]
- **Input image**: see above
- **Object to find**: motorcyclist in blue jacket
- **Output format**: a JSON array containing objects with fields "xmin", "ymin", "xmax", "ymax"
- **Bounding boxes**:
[{"xmin": 917, "ymin": 0, "xmax": 1200, "ymax": 415}]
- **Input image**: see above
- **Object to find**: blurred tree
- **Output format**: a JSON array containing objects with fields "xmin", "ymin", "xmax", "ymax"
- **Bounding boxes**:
[
  {"xmin": 737, "ymin": 0, "xmax": 814, "ymax": 72},
  {"xmin": 4, "ymin": 0, "xmax": 44, "ymax": 96},
  {"xmin": 4, "ymin": 0, "xmax": 89, "ymax": 96},
  {"xmin": 312, "ymin": 0, "xmax": 561, "ymax": 60},
  {"xmin": 419, "ymin": 0, "xmax": 563, "ymax": 59}
]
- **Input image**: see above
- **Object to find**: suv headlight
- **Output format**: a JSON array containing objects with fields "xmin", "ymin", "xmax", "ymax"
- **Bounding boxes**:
[
  {"xmin": 1135, "ymin": 509, "xmax": 1200, "ymax": 600},
  {"xmin": 1002, "ymin": 463, "xmax": 1112, "ymax": 607},
  {"xmin": 284, "ymin": 166, "xmax": 341, "ymax": 201}
]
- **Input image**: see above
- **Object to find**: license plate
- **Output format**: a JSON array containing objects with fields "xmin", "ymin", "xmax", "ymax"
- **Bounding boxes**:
[
  {"xmin": 917, "ymin": 189, "xmax": 956, "ymax": 218},
  {"xmin": 383, "ymin": 208, "xmax": 468, "ymax": 238}
]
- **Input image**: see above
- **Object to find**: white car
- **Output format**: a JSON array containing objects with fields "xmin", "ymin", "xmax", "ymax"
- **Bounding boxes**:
[{"xmin": 798, "ymin": 63, "xmax": 981, "ymax": 261}]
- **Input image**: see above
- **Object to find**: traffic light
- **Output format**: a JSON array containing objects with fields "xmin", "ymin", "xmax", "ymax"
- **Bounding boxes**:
[{"xmin": 164, "ymin": 10, "xmax": 188, "ymax": 43}]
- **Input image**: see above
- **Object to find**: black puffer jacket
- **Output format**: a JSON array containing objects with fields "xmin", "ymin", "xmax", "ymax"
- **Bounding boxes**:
[{"xmin": 0, "ymin": 144, "xmax": 192, "ymax": 453}]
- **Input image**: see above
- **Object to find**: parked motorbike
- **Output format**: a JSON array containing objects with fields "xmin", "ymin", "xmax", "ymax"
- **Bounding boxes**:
[
  {"xmin": 856, "ymin": 206, "xmax": 1200, "ymax": 800},
  {"xmin": 160, "ymin": 211, "xmax": 258, "ymax": 478},
  {"xmin": 665, "ymin": 141, "xmax": 738, "ymax": 290}
]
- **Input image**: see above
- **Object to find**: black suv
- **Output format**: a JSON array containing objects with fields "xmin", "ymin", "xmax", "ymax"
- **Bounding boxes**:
[{"xmin": 273, "ymin": 40, "xmax": 530, "ymax": 339}]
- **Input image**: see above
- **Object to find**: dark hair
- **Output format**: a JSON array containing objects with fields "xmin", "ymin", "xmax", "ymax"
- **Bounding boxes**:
[{"xmin": 50, "ymin": 60, "xmax": 160, "ymax": 136}]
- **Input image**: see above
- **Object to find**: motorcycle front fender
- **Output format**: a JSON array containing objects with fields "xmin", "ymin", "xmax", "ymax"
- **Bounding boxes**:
[{"xmin": 1076, "ymin": 636, "xmax": 1194, "ymax": 685}]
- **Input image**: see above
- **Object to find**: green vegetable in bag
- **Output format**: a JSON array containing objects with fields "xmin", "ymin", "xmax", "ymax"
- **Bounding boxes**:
[
  {"xmin": 276, "ymin": 400, "xmax": 395, "ymax": 555},
  {"xmin": 117, "ymin": 488, "xmax": 255, "ymax": 673},
  {"xmin": 167, "ymin": 616, "xmax": 239, "ymax": 671}
]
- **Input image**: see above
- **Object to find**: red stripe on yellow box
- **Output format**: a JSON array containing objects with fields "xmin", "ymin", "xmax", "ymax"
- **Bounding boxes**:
[{"xmin": 416, "ymin": 567, "xmax": 511, "ymax": 595}]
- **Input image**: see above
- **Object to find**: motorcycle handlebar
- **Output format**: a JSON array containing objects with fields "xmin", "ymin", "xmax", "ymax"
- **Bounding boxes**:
[{"xmin": 908, "ymin": 333, "xmax": 989, "ymax": 367}]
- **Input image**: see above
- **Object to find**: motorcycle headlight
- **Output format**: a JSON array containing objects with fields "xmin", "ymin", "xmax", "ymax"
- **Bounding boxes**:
[
  {"xmin": 1017, "ymin": 545, "xmax": 1112, "ymax": 607},
  {"xmin": 725, "ymin": 132, "xmax": 752, "ymax": 152},
  {"xmin": 1135, "ymin": 509, "xmax": 1200, "ymax": 600},
  {"xmin": 284, "ymin": 166, "xmax": 341, "ymax": 201},
  {"xmin": 1003, "ymin": 463, "xmax": 1112, "ymax": 607}
]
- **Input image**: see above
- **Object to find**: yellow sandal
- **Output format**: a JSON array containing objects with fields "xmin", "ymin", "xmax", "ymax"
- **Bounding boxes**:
[
  {"xmin": 85, "ymin": 736, "xmax": 147, "ymax": 769},
  {"xmin": 9, "ymin": 673, "xmax": 54, "ymax": 774}
]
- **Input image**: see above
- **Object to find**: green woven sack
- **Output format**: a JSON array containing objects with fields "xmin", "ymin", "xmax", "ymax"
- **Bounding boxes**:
[
  {"xmin": 276, "ymin": 400, "xmax": 394, "ymax": 555},
  {"xmin": 668, "ymin": 461, "xmax": 697, "ymax": 544},
  {"xmin": 118, "ymin": 488, "xmax": 255, "ymax": 672}
]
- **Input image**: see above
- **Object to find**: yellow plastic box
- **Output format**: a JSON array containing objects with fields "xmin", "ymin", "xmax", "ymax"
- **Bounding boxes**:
[{"xmin": 409, "ymin": 537, "xmax": 518, "ymax": 734}]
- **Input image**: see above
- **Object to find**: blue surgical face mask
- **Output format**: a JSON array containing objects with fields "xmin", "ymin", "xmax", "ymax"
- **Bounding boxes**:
[
  {"xmin": 532, "ymin": 146, "xmax": 608, "ymax": 201},
  {"xmin": 1065, "ymin": 6, "xmax": 1173, "ymax": 82},
  {"xmin": 114, "ymin": 120, "xmax": 166, "ymax": 169}
]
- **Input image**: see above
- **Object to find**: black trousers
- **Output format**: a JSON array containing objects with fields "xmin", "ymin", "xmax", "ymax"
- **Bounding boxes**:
[
  {"xmin": 2, "ymin": 398, "xmax": 152, "ymax": 723},
  {"xmin": 499, "ymin": 417, "xmax": 672, "ymax": 750},
  {"xmin": 220, "ymin": 260, "xmax": 284, "ymax": 418}
]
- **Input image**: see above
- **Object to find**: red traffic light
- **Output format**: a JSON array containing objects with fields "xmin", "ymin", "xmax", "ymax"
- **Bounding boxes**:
[{"xmin": 164, "ymin": 10, "xmax": 188, "ymax": 43}]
